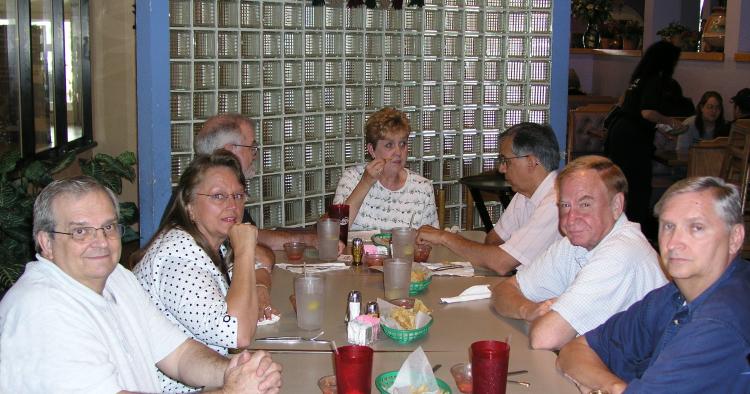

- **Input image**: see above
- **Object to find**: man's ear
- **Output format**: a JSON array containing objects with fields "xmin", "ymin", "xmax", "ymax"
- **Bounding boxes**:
[
  {"xmin": 37, "ymin": 231, "xmax": 54, "ymax": 260},
  {"xmin": 729, "ymin": 223, "xmax": 745, "ymax": 256},
  {"xmin": 611, "ymin": 192, "xmax": 625, "ymax": 218}
]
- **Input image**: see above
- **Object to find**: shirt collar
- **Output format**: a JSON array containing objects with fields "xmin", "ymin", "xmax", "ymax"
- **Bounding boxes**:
[
  {"xmin": 678, "ymin": 256, "xmax": 744, "ymax": 311},
  {"xmin": 530, "ymin": 170, "xmax": 558, "ymax": 205},
  {"xmin": 35, "ymin": 254, "xmax": 115, "ymax": 306}
]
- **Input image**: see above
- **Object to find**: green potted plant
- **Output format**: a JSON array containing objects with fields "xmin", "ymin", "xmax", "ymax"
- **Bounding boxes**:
[
  {"xmin": 657, "ymin": 22, "xmax": 698, "ymax": 51},
  {"xmin": 571, "ymin": 0, "xmax": 613, "ymax": 48},
  {"xmin": 0, "ymin": 150, "xmax": 137, "ymax": 294}
]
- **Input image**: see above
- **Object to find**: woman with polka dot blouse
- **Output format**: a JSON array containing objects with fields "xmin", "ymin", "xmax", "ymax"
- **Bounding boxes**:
[{"xmin": 132, "ymin": 151, "xmax": 259, "ymax": 393}]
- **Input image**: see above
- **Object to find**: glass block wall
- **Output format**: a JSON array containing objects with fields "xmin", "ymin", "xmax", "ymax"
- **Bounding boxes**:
[{"xmin": 168, "ymin": 0, "xmax": 553, "ymax": 229}]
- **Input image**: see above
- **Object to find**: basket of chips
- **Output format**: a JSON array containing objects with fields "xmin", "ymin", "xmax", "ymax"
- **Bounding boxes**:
[
  {"xmin": 379, "ymin": 299, "xmax": 433, "ymax": 344},
  {"xmin": 375, "ymin": 371, "xmax": 452, "ymax": 394},
  {"xmin": 409, "ymin": 264, "xmax": 432, "ymax": 296}
]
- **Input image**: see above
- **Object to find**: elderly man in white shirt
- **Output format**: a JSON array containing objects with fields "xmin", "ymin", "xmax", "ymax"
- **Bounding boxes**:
[
  {"xmin": 0, "ymin": 176, "xmax": 282, "ymax": 393},
  {"xmin": 417, "ymin": 122, "xmax": 563, "ymax": 275},
  {"xmin": 491, "ymin": 156, "xmax": 667, "ymax": 350}
]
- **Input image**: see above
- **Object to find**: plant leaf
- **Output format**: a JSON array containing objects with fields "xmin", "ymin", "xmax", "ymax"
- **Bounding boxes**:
[{"xmin": 0, "ymin": 151, "xmax": 21, "ymax": 176}]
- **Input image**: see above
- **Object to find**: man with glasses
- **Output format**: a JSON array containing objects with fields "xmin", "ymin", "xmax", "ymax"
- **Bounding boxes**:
[
  {"xmin": 0, "ymin": 176, "xmax": 282, "ymax": 392},
  {"xmin": 197, "ymin": 114, "xmax": 340, "ymax": 320},
  {"xmin": 491, "ymin": 156, "xmax": 666, "ymax": 351},
  {"xmin": 416, "ymin": 122, "xmax": 563, "ymax": 275}
]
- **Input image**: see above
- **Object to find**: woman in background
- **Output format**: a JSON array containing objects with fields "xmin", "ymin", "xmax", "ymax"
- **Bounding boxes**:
[
  {"xmin": 333, "ymin": 107, "xmax": 438, "ymax": 231},
  {"xmin": 604, "ymin": 41, "xmax": 691, "ymax": 240},
  {"xmin": 676, "ymin": 91, "xmax": 726, "ymax": 151},
  {"xmin": 132, "ymin": 151, "xmax": 260, "ymax": 393}
]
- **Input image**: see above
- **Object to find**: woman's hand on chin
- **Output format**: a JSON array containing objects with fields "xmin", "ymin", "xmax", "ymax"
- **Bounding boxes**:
[
  {"xmin": 364, "ymin": 158, "xmax": 386, "ymax": 183},
  {"xmin": 229, "ymin": 223, "xmax": 258, "ymax": 258}
]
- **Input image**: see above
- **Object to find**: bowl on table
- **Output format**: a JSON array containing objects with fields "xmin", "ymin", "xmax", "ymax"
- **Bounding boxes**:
[
  {"xmin": 283, "ymin": 242, "xmax": 306, "ymax": 261},
  {"xmin": 375, "ymin": 371, "xmax": 452, "ymax": 394},
  {"xmin": 371, "ymin": 233, "xmax": 392, "ymax": 248},
  {"xmin": 414, "ymin": 243, "xmax": 432, "ymax": 263},
  {"xmin": 317, "ymin": 374, "xmax": 337, "ymax": 394},
  {"xmin": 364, "ymin": 253, "xmax": 389, "ymax": 267},
  {"xmin": 450, "ymin": 363, "xmax": 472, "ymax": 394},
  {"xmin": 380, "ymin": 317, "xmax": 434, "ymax": 345}
]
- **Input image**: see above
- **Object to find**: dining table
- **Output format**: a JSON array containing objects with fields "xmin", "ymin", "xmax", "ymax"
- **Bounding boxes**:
[{"xmin": 247, "ymin": 231, "xmax": 578, "ymax": 394}]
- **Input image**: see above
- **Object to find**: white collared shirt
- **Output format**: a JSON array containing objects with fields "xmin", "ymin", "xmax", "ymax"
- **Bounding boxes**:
[
  {"xmin": 0, "ymin": 255, "xmax": 188, "ymax": 393},
  {"xmin": 493, "ymin": 171, "xmax": 562, "ymax": 267}
]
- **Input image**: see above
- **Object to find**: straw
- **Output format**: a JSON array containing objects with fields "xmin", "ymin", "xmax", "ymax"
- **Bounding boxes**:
[
  {"xmin": 408, "ymin": 212, "xmax": 416, "ymax": 228},
  {"xmin": 331, "ymin": 340, "xmax": 340, "ymax": 356}
]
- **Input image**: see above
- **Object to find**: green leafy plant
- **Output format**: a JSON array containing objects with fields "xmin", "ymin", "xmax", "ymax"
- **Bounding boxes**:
[
  {"xmin": 571, "ymin": 0, "xmax": 612, "ymax": 25},
  {"xmin": 622, "ymin": 20, "xmax": 643, "ymax": 41},
  {"xmin": 656, "ymin": 22, "xmax": 690, "ymax": 40},
  {"xmin": 0, "ymin": 150, "xmax": 137, "ymax": 294}
]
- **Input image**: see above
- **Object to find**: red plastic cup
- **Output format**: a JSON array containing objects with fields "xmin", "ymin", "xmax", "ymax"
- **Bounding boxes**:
[
  {"xmin": 329, "ymin": 204, "xmax": 350, "ymax": 244},
  {"xmin": 470, "ymin": 340, "xmax": 510, "ymax": 394},
  {"xmin": 334, "ymin": 345, "xmax": 373, "ymax": 394}
]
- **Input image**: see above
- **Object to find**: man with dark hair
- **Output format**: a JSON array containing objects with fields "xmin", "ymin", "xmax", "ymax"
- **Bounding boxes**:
[
  {"xmin": 416, "ymin": 122, "xmax": 563, "ymax": 275},
  {"xmin": 491, "ymin": 156, "xmax": 666, "ymax": 350},
  {"xmin": 0, "ymin": 176, "xmax": 282, "ymax": 393},
  {"xmin": 716, "ymin": 88, "xmax": 750, "ymax": 136},
  {"xmin": 558, "ymin": 176, "xmax": 750, "ymax": 393}
]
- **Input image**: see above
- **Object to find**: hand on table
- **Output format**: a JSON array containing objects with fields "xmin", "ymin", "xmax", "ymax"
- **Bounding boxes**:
[
  {"xmin": 337, "ymin": 240, "xmax": 345, "ymax": 255},
  {"xmin": 256, "ymin": 285, "xmax": 279, "ymax": 322},
  {"xmin": 223, "ymin": 350, "xmax": 282, "ymax": 393}
]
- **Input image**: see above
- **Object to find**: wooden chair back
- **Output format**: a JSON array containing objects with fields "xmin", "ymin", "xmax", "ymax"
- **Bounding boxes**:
[
  {"xmin": 566, "ymin": 104, "xmax": 614, "ymax": 162},
  {"xmin": 686, "ymin": 137, "xmax": 728, "ymax": 178},
  {"xmin": 721, "ymin": 120, "xmax": 750, "ymax": 210}
]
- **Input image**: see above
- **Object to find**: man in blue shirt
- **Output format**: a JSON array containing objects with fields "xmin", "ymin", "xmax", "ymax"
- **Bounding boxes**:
[{"xmin": 557, "ymin": 176, "xmax": 750, "ymax": 393}]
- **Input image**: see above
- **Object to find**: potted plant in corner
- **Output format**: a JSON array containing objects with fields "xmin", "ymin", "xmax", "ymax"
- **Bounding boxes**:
[
  {"xmin": 0, "ymin": 150, "xmax": 138, "ymax": 295},
  {"xmin": 599, "ymin": 20, "xmax": 621, "ymax": 49},
  {"xmin": 571, "ymin": 0, "xmax": 613, "ymax": 49}
]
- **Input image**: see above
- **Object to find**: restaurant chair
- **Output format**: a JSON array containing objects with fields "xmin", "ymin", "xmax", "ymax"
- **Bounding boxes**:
[
  {"xmin": 436, "ymin": 187, "xmax": 446, "ymax": 230},
  {"xmin": 721, "ymin": 120, "xmax": 750, "ymax": 211},
  {"xmin": 565, "ymin": 104, "xmax": 613, "ymax": 162},
  {"xmin": 686, "ymin": 137, "xmax": 728, "ymax": 177}
]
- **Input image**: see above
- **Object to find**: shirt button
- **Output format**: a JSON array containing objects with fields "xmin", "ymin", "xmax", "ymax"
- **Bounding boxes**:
[{"xmin": 673, "ymin": 319, "xmax": 679, "ymax": 325}]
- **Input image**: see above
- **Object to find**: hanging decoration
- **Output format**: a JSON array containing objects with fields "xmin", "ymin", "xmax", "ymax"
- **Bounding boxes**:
[{"xmin": 321, "ymin": 0, "xmax": 423, "ymax": 8}]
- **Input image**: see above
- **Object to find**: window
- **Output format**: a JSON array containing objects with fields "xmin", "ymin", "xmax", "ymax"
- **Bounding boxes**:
[
  {"xmin": 0, "ymin": 0, "xmax": 92, "ymax": 158},
  {"xmin": 169, "ymin": 0, "xmax": 553, "ymax": 228}
]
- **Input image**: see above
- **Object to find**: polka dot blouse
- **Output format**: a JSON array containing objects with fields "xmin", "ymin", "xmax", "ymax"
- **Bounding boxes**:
[{"xmin": 134, "ymin": 228, "xmax": 238, "ymax": 393}]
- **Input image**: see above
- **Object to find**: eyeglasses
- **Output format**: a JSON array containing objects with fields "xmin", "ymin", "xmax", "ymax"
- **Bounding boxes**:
[
  {"xmin": 50, "ymin": 224, "xmax": 125, "ymax": 242},
  {"xmin": 231, "ymin": 143, "xmax": 260, "ymax": 154},
  {"xmin": 498, "ymin": 154, "xmax": 530, "ymax": 167},
  {"xmin": 196, "ymin": 192, "xmax": 248, "ymax": 204}
]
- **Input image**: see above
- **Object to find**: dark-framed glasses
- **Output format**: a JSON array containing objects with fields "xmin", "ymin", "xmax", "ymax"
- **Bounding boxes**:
[
  {"xmin": 231, "ymin": 143, "xmax": 260, "ymax": 154},
  {"xmin": 196, "ymin": 192, "xmax": 248, "ymax": 204},
  {"xmin": 498, "ymin": 154, "xmax": 530, "ymax": 167},
  {"xmin": 50, "ymin": 223, "xmax": 125, "ymax": 242}
]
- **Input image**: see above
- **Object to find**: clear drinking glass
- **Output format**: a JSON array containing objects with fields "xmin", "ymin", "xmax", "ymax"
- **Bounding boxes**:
[{"xmin": 317, "ymin": 218, "xmax": 340, "ymax": 261}]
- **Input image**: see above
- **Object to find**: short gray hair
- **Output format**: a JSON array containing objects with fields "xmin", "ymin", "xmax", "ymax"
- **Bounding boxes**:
[
  {"xmin": 654, "ymin": 176, "xmax": 742, "ymax": 228},
  {"xmin": 501, "ymin": 122, "xmax": 561, "ymax": 171},
  {"xmin": 195, "ymin": 113, "xmax": 254, "ymax": 155},
  {"xmin": 33, "ymin": 176, "xmax": 120, "ymax": 251}
]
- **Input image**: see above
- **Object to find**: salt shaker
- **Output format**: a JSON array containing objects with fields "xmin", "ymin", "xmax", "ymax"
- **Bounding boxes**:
[{"xmin": 344, "ymin": 290, "xmax": 361, "ymax": 323}]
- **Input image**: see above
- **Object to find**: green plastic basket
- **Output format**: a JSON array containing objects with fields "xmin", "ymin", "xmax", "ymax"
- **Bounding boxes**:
[
  {"xmin": 375, "ymin": 371, "xmax": 452, "ymax": 394},
  {"xmin": 381, "ymin": 317, "xmax": 434, "ymax": 344},
  {"xmin": 409, "ymin": 276, "xmax": 432, "ymax": 296}
]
